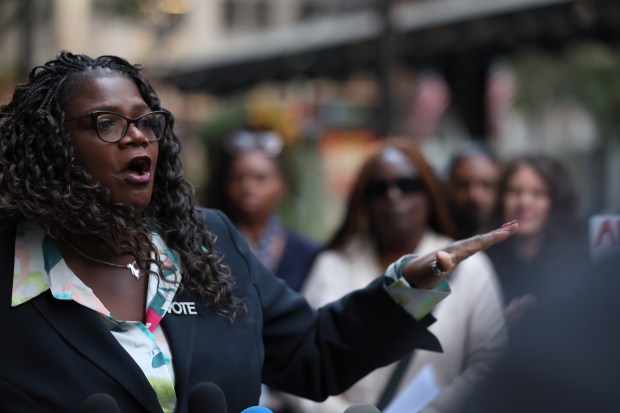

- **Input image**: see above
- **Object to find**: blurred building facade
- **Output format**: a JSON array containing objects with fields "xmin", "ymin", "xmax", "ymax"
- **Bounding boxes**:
[{"xmin": 2, "ymin": 0, "xmax": 620, "ymax": 240}]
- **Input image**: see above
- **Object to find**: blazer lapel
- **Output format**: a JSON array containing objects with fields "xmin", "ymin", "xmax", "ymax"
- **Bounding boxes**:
[
  {"xmin": 3, "ymin": 224, "xmax": 197, "ymax": 411},
  {"xmin": 162, "ymin": 303, "xmax": 197, "ymax": 405},
  {"xmin": 29, "ymin": 294, "xmax": 163, "ymax": 411}
]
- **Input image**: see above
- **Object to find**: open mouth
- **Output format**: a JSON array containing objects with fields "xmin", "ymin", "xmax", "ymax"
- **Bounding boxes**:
[{"xmin": 122, "ymin": 156, "xmax": 152, "ymax": 182}]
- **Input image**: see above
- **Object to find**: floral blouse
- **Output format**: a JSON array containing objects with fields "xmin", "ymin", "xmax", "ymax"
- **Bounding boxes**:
[{"xmin": 12, "ymin": 223, "xmax": 182, "ymax": 413}]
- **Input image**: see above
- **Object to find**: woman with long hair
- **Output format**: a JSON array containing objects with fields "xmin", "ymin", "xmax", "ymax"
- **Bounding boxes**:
[
  {"xmin": 487, "ymin": 152, "xmax": 588, "ymax": 324},
  {"xmin": 292, "ymin": 138, "xmax": 508, "ymax": 413},
  {"xmin": 0, "ymin": 52, "xmax": 516, "ymax": 413}
]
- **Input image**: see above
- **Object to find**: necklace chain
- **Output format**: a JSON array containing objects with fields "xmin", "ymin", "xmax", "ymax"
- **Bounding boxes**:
[{"xmin": 59, "ymin": 233, "xmax": 142, "ymax": 280}]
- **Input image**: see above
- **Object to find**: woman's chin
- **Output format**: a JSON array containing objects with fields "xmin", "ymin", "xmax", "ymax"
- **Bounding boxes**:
[
  {"xmin": 515, "ymin": 227, "xmax": 545, "ymax": 239},
  {"xmin": 112, "ymin": 195, "xmax": 153, "ymax": 212}
]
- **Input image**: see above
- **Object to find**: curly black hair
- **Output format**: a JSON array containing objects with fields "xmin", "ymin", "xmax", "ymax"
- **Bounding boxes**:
[{"xmin": 0, "ymin": 51, "xmax": 242, "ymax": 319}]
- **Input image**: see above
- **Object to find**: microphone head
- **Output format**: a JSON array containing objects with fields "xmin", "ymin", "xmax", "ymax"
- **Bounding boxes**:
[
  {"xmin": 188, "ymin": 382, "xmax": 227, "ymax": 413},
  {"xmin": 343, "ymin": 403, "xmax": 382, "ymax": 413},
  {"xmin": 81, "ymin": 393, "xmax": 120, "ymax": 413},
  {"xmin": 240, "ymin": 407, "xmax": 274, "ymax": 413}
]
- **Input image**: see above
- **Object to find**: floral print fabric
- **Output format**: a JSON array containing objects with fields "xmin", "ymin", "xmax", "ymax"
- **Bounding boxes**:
[{"xmin": 12, "ymin": 223, "xmax": 182, "ymax": 413}]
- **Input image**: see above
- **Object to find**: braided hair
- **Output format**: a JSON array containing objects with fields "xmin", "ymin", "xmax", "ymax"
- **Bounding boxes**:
[{"xmin": 0, "ymin": 51, "xmax": 242, "ymax": 319}]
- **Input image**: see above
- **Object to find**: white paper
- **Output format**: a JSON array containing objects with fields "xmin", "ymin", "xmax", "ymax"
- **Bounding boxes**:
[{"xmin": 382, "ymin": 364, "xmax": 440, "ymax": 413}]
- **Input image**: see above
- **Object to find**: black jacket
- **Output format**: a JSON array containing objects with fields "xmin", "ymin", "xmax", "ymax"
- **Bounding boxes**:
[{"xmin": 0, "ymin": 208, "xmax": 440, "ymax": 413}]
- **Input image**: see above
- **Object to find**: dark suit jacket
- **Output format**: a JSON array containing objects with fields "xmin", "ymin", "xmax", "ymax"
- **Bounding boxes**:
[
  {"xmin": 460, "ymin": 250, "xmax": 620, "ymax": 412},
  {"xmin": 0, "ymin": 208, "xmax": 440, "ymax": 413}
]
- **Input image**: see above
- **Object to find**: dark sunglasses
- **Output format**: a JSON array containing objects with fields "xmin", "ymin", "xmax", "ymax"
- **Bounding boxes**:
[{"xmin": 364, "ymin": 177, "xmax": 426, "ymax": 198}]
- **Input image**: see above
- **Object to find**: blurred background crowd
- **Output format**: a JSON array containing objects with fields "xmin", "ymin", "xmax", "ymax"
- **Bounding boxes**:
[
  {"xmin": 2, "ymin": 0, "xmax": 620, "ymax": 411},
  {"xmin": 2, "ymin": 0, "xmax": 620, "ymax": 242}
]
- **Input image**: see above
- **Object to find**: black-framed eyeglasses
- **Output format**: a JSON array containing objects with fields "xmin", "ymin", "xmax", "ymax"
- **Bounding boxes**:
[
  {"xmin": 65, "ymin": 110, "xmax": 170, "ymax": 143},
  {"xmin": 223, "ymin": 130, "xmax": 284, "ymax": 157},
  {"xmin": 364, "ymin": 177, "xmax": 426, "ymax": 199}
]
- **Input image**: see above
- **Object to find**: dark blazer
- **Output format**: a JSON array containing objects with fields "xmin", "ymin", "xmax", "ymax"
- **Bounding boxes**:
[
  {"xmin": 460, "ymin": 250, "xmax": 620, "ymax": 412},
  {"xmin": 0, "ymin": 209, "xmax": 440, "ymax": 413}
]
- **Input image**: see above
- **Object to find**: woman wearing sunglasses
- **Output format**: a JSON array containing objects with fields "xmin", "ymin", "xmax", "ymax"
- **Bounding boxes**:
[{"xmin": 291, "ymin": 138, "xmax": 508, "ymax": 413}]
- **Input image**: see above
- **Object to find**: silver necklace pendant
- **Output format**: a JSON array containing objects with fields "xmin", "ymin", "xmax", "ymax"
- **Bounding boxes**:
[
  {"xmin": 60, "ymin": 233, "xmax": 143, "ymax": 280},
  {"xmin": 127, "ymin": 261, "xmax": 142, "ymax": 280}
]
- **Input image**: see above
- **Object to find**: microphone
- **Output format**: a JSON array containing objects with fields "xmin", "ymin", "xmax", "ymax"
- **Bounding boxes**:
[
  {"xmin": 81, "ymin": 393, "xmax": 121, "ymax": 413},
  {"xmin": 240, "ymin": 407, "xmax": 274, "ymax": 413},
  {"xmin": 343, "ymin": 404, "xmax": 381, "ymax": 413},
  {"xmin": 188, "ymin": 382, "xmax": 228, "ymax": 413}
]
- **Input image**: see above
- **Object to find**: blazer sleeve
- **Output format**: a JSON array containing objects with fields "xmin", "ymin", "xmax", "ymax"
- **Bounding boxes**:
[{"xmin": 201, "ymin": 208, "xmax": 441, "ymax": 401}]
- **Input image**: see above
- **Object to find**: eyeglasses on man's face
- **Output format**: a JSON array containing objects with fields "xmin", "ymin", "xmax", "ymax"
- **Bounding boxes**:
[
  {"xmin": 65, "ymin": 110, "xmax": 170, "ymax": 143},
  {"xmin": 223, "ymin": 130, "xmax": 284, "ymax": 157}
]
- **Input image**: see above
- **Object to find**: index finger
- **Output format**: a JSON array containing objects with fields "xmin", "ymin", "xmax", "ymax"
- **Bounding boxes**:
[{"xmin": 445, "ymin": 220, "xmax": 519, "ymax": 265}]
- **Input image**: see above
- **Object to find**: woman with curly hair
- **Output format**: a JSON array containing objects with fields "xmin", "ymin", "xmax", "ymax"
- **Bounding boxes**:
[
  {"xmin": 0, "ymin": 52, "xmax": 516, "ymax": 413},
  {"xmin": 290, "ymin": 138, "xmax": 508, "ymax": 413}
]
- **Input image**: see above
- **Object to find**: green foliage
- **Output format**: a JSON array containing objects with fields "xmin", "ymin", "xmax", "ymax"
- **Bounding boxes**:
[
  {"xmin": 513, "ymin": 42, "xmax": 620, "ymax": 139},
  {"xmin": 277, "ymin": 142, "xmax": 329, "ymax": 243},
  {"xmin": 198, "ymin": 99, "xmax": 248, "ymax": 147}
]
